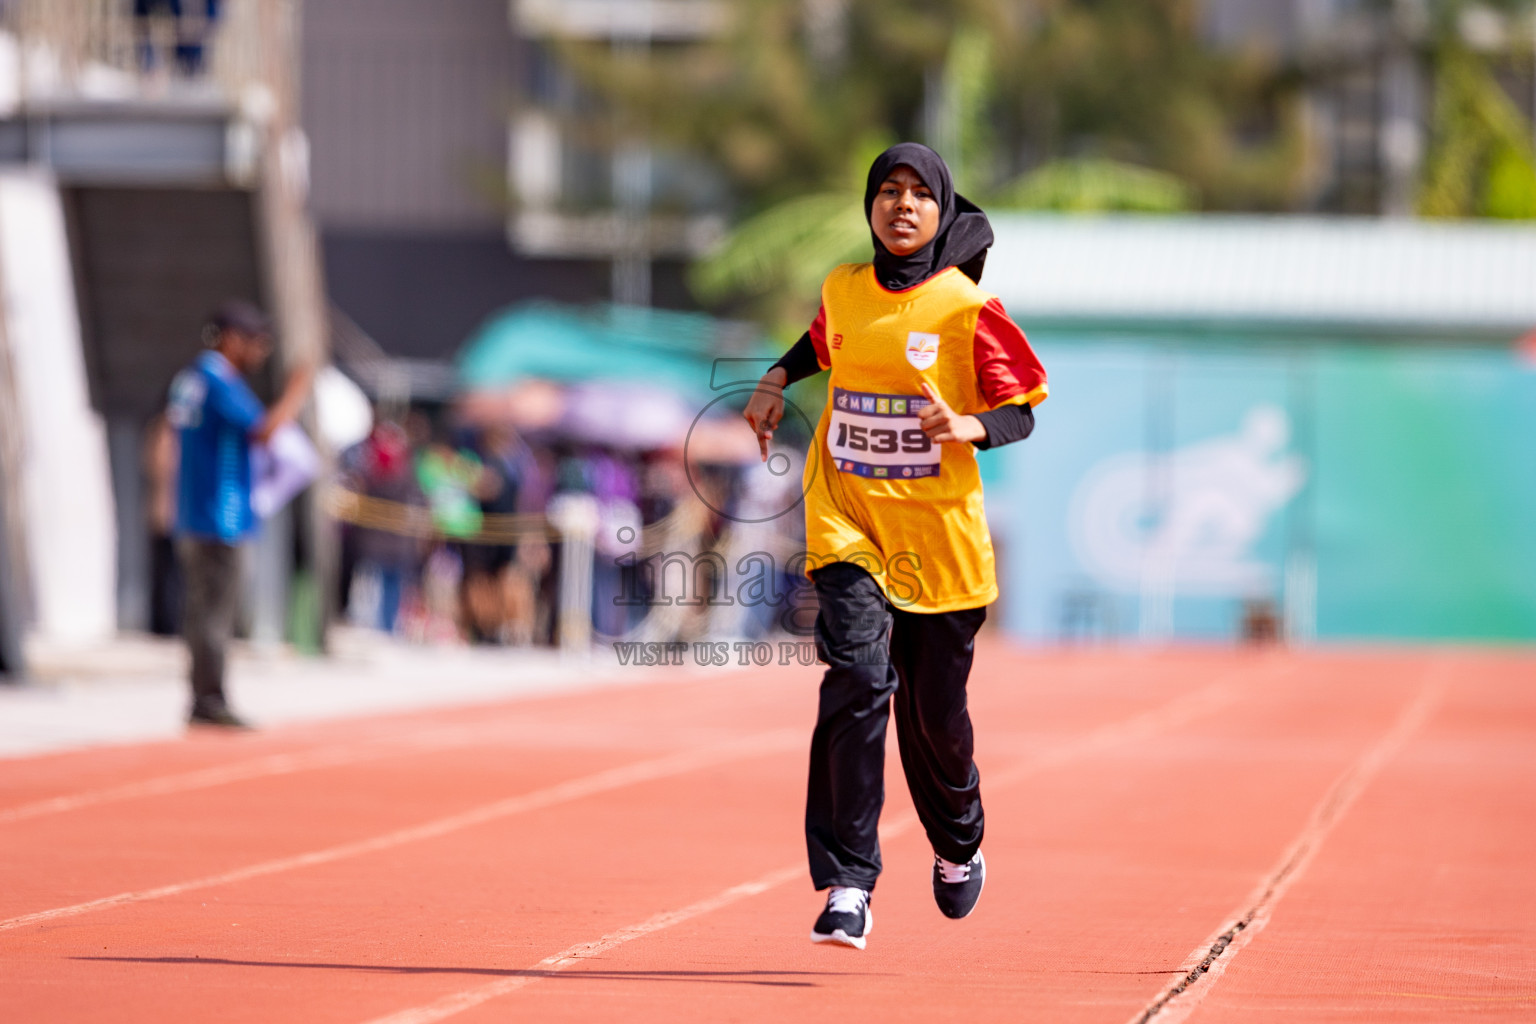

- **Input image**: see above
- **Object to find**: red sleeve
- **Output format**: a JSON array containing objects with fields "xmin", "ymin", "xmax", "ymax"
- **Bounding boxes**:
[
  {"xmin": 808, "ymin": 305, "xmax": 830, "ymax": 370},
  {"xmin": 973, "ymin": 298, "xmax": 1047, "ymax": 408}
]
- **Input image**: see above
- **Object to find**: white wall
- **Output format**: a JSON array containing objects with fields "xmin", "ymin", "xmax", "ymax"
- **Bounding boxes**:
[
  {"xmin": 0, "ymin": 171, "xmax": 118, "ymax": 644},
  {"xmin": 988, "ymin": 215, "xmax": 1536, "ymax": 331}
]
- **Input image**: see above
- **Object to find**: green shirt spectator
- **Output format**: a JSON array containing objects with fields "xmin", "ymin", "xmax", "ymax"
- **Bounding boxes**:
[{"xmin": 416, "ymin": 446, "xmax": 486, "ymax": 539}]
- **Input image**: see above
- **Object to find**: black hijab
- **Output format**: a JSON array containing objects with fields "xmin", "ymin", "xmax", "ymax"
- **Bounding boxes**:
[{"xmin": 864, "ymin": 142, "xmax": 994, "ymax": 291}]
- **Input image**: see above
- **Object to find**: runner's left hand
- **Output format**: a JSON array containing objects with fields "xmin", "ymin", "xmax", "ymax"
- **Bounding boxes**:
[
  {"xmin": 919, "ymin": 383, "xmax": 987, "ymax": 445},
  {"xmin": 744, "ymin": 369, "xmax": 788, "ymax": 461}
]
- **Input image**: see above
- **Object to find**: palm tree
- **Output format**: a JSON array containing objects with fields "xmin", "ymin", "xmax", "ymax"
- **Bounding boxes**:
[
  {"xmin": 681, "ymin": 2, "xmax": 1267, "ymax": 333},
  {"xmin": 549, "ymin": 1, "xmax": 1318, "ymax": 328},
  {"xmin": 1414, "ymin": 0, "xmax": 1536, "ymax": 217}
]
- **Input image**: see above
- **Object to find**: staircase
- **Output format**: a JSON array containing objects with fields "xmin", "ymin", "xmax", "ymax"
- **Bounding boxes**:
[{"xmin": 0, "ymin": 0, "xmax": 330, "ymax": 669}]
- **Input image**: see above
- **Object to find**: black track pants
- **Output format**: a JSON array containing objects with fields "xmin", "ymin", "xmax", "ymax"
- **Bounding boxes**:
[
  {"xmin": 179, "ymin": 538, "xmax": 241, "ymax": 710},
  {"xmin": 805, "ymin": 562, "xmax": 987, "ymax": 891}
]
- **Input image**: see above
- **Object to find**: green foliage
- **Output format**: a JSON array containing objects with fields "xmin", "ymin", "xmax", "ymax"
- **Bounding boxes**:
[
  {"xmin": 550, "ymin": 0, "xmax": 983, "ymax": 208},
  {"xmin": 1001, "ymin": 0, "xmax": 1310, "ymax": 211},
  {"xmin": 928, "ymin": 21, "xmax": 998, "ymax": 195},
  {"xmin": 1482, "ymin": 145, "xmax": 1536, "ymax": 219},
  {"xmin": 991, "ymin": 158, "xmax": 1197, "ymax": 212},
  {"xmin": 686, "ymin": 133, "xmax": 891, "ymax": 338},
  {"xmin": 666, "ymin": 1, "xmax": 1297, "ymax": 322},
  {"xmin": 688, "ymin": 190, "xmax": 868, "ymax": 313},
  {"xmin": 1405, "ymin": 0, "xmax": 1536, "ymax": 33},
  {"xmin": 548, "ymin": 2, "xmax": 1536, "ymax": 315},
  {"xmin": 1419, "ymin": 44, "xmax": 1536, "ymax": 220},
  {"xmin": 555, "ymin": 0, "xmax": 1300, "ymax": 215}
]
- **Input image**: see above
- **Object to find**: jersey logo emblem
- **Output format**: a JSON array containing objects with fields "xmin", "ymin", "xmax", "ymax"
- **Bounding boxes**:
[
  {"xmin": 905, "ymin": 332, "xmax": 940, "ymax": 370},
  {"xmin": 832, "ymin": 333, "xmax": 843, "ymax": 349},
  {"xmin": 166, "ymin": 370, "xmax": 207, "ymax": 429}
]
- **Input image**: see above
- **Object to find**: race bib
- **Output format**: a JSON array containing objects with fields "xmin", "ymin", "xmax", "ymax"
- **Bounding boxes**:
[{"xmin": 827, "ymin": 387, "xmax": 940, "ymax": 479}]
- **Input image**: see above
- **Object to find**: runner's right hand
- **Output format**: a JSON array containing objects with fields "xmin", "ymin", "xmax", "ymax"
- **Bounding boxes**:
[{"xmin": 743, "ymin": 369, "xmax": 788, "ymax": 462}]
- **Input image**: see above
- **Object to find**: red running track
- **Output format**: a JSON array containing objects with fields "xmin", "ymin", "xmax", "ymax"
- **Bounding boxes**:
[{"xmin": 2, "ymin": 646, "xmax": 1532, "ymax": 1023}]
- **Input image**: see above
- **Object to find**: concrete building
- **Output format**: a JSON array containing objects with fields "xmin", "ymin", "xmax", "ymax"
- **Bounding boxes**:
[
  {"xmin": 1205, "ymin": 0, "xmax": 1536, "ymax": 216},
  {"xmin": 301, "ymin": 0, "xmax": 1536, "ymax": 377},
  {"xmin": 0, "ymin": 0, "xmax": 327, "ymax": 672},
  {"xmin": 302, "ymin": 0, "xmax": 727, "ymax": 369}
]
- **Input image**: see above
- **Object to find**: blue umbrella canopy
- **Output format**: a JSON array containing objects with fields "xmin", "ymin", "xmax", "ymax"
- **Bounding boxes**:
[{"xmin": 456, "ymin": 302, "xmax": 765, "ymax": 405}]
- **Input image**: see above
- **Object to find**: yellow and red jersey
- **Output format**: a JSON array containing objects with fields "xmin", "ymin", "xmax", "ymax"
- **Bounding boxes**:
[{"xmin": 801, "ymin": 263, "xmax": 1047, "ymax": 612}]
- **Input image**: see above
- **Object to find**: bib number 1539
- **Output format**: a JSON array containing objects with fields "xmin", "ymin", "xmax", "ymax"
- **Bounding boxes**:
[
  {"xmin": 834, "ymin": 421, "xmax": 931, "ymax": 456},
  {"xmin": 827, "ymin": 387, "xmax": 942, "ymax": 480}
]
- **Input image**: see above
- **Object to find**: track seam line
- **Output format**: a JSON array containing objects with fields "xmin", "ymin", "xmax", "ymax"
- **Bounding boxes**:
[
  {"xmin": 986, "ymin": 659, "xmax": 1289, "ymax": 790},
  {"xmin": 0, "ymin": 717, "xmax": 631, "ymax": 826},
  {"xmin": 0, "ymin": 654, "xmax": 1178, "ymax": 824},
  {"xmin": 357, "ymin": 660, "xmax": 1288, "ymax": 1024},
  {"xmin": 0, "ymin": 729, "xmax": 802, "ymax": 934},
  {"xmin": 1126, "ymin": 662, "xmax": 1449, "ymax": 1024},
  {"xmin": 358, "ymin": 864, "xmax": 808, "ymax": 1024},
  {"xmin": 0, "ymin": 745, "xmax": 415, "ymax": 825}
]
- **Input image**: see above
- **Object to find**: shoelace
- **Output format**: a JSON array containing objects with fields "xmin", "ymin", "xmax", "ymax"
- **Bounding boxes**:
[
  {"xmin": 827, "ymin": 886, "xmax": 868, "ymax": 914},
  {"xmin": 936, "ymin": 856, "xmax": 972, "ymax": 884}
]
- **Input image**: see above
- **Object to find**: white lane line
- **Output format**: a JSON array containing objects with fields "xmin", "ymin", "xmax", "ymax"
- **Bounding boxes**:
[
  {"xmin": 1127, "ymin": 663, "xmax": 1448, "ymax": 1024},
  {"xmin": 360, "ymin": 864, "xmax": 807, "ymax": 1024},
  {"xmin": 0, "ymin": 713, "xmax": 766, "ymax": 826},
  {"xmin": 0, "ymin": 653, "xmax": 1180, "ymax": 826},
  {"xmin": 878, "ymin": 661, "xmax": 1286, "ymax": 843},
  {"xmin": 0, "ymin": 745, "xmax": 406, "ymax": 825},
  {"xmin": 360, "ymin": 660, "xmax": 1287, "ymax": 1024},
  {"xmin": 985, "ymin": 660, "xmax": 1286, "ymax": 791},
  {"xmin": 0, "ymin": 717, "xmax": 592, "ymax": 826},
  {"xmin": 0, "ymin": 729, "xmax": 802, "ymax": 934}
]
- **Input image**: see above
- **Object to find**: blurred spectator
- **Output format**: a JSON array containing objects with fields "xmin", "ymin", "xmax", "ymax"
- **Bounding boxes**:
[
  {"xmin": 1242, "ymin": 599, "xmax": 1282, "ymax": 645},
  {"xmin": 412, "ymin": 420, "xmax": 488, "ymax": 640},
  {"xmin": 142, "ymin": 409, "xmax": 182, "ymax": 637},
  {"xmin": 416, "ymin": 423, "xmax": 485, "ymax": 541},
  {"xmin": 639, "ymin": 447, "xmax": 687, "ymax": 525},
  {"xmin": 345, "ymin": 418, "xmax": 425, "ymax": 634},
  {"xmin": 167, "ymin": 301, "xmax": 312, "ymax": 728},
  {"xmin": 134, "ymin": 0, "xmax": 222, "ymax": 77},
  {"xmin": 463, "ymin": 424, "xmax": 546, "ymax": 645}
]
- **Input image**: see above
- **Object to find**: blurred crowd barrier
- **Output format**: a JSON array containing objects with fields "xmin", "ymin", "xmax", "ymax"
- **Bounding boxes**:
[{"xmin": 308, "ymin": 402, "xmax": 809, "ymax": 654}]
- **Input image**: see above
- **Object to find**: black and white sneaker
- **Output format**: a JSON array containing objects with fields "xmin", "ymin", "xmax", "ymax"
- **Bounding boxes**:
[
  {"xmin": 188, "ymin": 700, "xmax": 252, "ymax": 729},
  {"xmin": 932, "ymin": 851, "xmax": 985, "ymax": 919},
  {"xmin": 810, "ymin": 886, "xmax": 872, "ymax": 949}
]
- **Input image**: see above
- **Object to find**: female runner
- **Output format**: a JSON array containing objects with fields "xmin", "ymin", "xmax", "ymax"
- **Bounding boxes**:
[{"xmin": 744, "ymin": 143, "xmax": 1047, "ymax": 950}]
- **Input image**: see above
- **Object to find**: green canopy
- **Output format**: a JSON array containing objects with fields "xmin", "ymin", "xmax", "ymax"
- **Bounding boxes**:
[{"xmin": 456, "ymin": 302, "xmax": 769, "ymax": 404}]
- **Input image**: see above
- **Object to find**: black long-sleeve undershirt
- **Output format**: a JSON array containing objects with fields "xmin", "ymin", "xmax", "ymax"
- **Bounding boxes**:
[
  {"xmin": 972, "ymin": 401, "xmax": 1034, "ymax": 450},
  {"xmin": 770, "ymin": 331, "xmax": 822, "ymax": 385},
  {"xmin": 768, "ymin": 332, "xmax": 1036, "ymax": 450}
]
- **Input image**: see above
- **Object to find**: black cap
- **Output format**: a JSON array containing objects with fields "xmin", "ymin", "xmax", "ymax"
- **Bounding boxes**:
[{"xmin": 206, "ymin": 299, "xmax": 273, "ymax": 343}]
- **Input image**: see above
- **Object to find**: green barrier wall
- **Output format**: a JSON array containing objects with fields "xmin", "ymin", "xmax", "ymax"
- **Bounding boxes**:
[{"xmin": 995, "ymin": 333, "xmax": 1536, "ymax": 642}]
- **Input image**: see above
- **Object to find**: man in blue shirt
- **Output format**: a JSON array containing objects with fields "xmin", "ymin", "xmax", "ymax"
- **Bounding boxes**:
[{"xmin": 167, "ymin": 301, "xmax": 313, "ymax": 727}]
